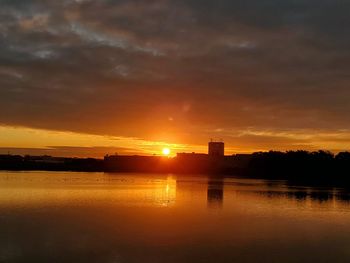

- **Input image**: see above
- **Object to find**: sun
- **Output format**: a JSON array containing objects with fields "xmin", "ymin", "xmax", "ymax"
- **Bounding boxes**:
[{"xmin": 162, "ymin": 148, "xmax": 171, "ymax": 156}]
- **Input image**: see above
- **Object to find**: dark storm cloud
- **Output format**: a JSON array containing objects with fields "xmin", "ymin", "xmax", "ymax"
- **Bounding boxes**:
[{"xmin": 1, "ymin": 0, "xmax": 350, "ymax": 145}]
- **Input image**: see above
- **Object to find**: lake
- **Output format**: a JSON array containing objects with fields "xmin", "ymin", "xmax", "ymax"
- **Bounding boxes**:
[{"xmin": 1, "ymin": 171, "xmax": 350, "ymax": 263}]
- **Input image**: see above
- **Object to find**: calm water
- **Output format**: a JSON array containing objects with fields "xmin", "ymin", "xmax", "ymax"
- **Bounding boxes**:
[{"xmin": 1, "ymin": 172, "xmax": 350, "ymax": 262}]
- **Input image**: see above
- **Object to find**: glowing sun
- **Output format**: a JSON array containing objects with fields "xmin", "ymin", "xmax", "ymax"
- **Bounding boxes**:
[{"xmin": 162, "ymin": 148, "xmax": 171, "ymax": 156}]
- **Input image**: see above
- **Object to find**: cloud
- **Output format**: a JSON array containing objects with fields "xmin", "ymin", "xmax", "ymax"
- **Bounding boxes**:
[
  {"xmin": 69, "ymin": 22, "xmax": 164, "ymax": 56},
  {"xmin": 1, "ymin": 0, "xmax": 350, "ymax": 151},
  {"xmin": 18, "ymin": 13, "xmax": 49, "ymax": 31}
]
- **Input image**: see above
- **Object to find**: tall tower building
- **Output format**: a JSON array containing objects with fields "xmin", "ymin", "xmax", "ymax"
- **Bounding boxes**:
[{"xmin": 208, "ymin": 141, "xmax": 224, "ymax": 156}]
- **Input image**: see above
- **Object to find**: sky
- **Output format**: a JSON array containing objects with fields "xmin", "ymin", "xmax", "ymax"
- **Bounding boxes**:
[{"xmin": 1, "ymin": 0, "xmax": 350, "ymax": 157}]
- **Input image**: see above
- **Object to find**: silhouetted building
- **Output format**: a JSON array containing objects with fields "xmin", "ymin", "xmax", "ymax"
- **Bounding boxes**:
[
  {"xmin": 175, "ymin": 153, "xmax": 210, "ymax": 173},
  {"xmin": 208, "ymin": 141, "xmax": 224, "ymax": 156},
  {"xmin": 24, "ymin": 155, "xmax": 66, "ymax": 164},
  {"xmin": 104, "ymin": 154, "xmax": 172, "ymax": 172},
  {"xmin": 176, "ymin": 153, "xmax": 208, "ymax": 159}
]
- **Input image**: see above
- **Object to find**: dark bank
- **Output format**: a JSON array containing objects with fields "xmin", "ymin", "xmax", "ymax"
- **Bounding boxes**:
[{"xmin": 2, "ymin": 141, "xmax": 350, "ymax": 187}]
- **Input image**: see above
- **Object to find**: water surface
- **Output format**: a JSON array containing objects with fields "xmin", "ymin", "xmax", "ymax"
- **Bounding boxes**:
[{"xmin": 1, "ymin": 171, "xmax": 350, "ymax": 263}]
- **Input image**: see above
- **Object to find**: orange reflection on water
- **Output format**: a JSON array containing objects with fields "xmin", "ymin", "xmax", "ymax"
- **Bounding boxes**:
[
  {"xmin": 2, "ymin": 172, "xmax": 350, "ymax": 262},
  {"xmin": 0, "ymin": 172, "xmax": 176, "ymax": 208}
]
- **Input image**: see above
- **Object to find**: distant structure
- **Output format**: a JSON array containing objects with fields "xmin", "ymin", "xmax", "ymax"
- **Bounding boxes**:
[{"xmin": 208, "ymin": 140, "xmax": 225, "ymax": 156}]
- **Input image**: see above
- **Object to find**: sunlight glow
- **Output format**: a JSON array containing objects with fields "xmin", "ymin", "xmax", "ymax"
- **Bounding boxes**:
[
  {"xmin": 162, "ymin": 148, "xmax": 171, "ymax": 156},
  {"xmin": 0, "ymin": 126, "xmax": 206, "ymax": 157}
]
